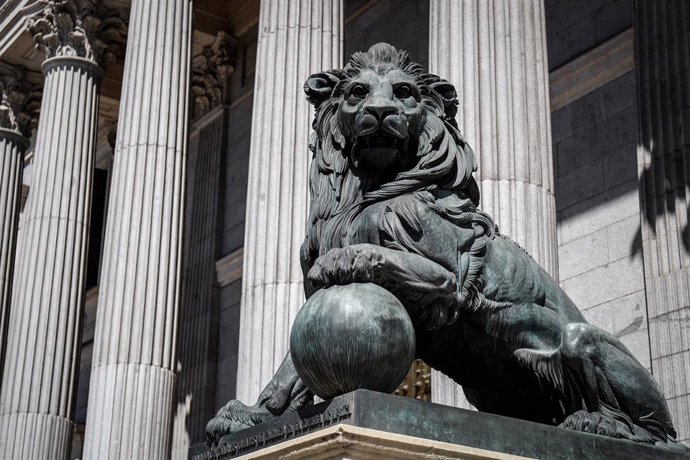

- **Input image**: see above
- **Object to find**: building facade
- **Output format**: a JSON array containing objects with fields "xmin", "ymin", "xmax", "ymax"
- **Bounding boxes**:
[{"xmin": 0, "ymin": 0, "xmax": 687, "ymax": 458}]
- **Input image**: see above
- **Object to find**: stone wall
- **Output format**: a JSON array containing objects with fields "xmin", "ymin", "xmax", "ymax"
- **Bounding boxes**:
[
  {"xmin": 345, "ymin": 0, "xmax": 428, "ymax": 67},
  {"xmin": 215, "ymin": 95, "xmax": 253, "ymax": 409},
  {"xmin": 552, "ymin": 72, "xmax": 650, "ymax": 367},
  {"xmin": 546, "ymin": 0, "xmax": 633, "ymax": 70},
  {"xmin": 546, "ymin": 0, "xmax": 652, "ymax": 368}
]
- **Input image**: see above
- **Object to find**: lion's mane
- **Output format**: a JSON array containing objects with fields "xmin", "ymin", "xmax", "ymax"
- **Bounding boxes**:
[{"xmin": 302, "ymin": 44, "xmax": 498, "ymax": 326}]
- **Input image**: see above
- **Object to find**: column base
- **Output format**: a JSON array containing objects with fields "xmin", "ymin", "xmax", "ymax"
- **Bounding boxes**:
[
  {"xmin": 84, "ymin": 363, "xmax": 175, "ymax": 458},
  {"xmin": 0, "ymin": 412, "xmax": 73, "ymax": 460},
  {"xmin": 191, "ymin": 390, "xmax": 686, "ymax": 460}
]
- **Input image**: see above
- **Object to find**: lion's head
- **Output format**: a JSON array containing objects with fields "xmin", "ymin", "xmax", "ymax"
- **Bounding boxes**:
[{"xmin": 301, "ymin": 43, "xmax": 482, "ymax": 271}]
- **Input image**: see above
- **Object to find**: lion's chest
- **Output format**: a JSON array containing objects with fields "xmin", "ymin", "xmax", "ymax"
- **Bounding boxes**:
[{"xmin": 344, "ymin": 202, "xmax": 388, "ymax": 247}]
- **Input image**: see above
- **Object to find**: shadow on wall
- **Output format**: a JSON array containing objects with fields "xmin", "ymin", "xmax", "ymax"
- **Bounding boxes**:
[{"xmin": 633, "ymin": 141, "xmax": 690, "ymax": 257}]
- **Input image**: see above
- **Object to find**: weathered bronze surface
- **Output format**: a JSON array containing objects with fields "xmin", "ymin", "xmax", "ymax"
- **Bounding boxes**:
[
  {"xmin": 289, "ymin": 283, "xmax": 415, "ymax": 399},
  {"xmin": 206, "ymin": 43, "xmax": 689, "ymax": 453}
]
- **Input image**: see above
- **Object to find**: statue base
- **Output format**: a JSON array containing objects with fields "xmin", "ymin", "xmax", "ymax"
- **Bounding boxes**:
[{"xmin": 190, "ymin": 390, "xmax": 686, "ymax": 459}]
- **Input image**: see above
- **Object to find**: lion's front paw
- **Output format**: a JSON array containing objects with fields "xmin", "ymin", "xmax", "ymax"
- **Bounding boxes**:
[
  {"xmin": 206, "ymin": 400, "xmax": 254, "ymax": 446},
  {"xmin": 307, "ymin": 244, "xmax": 384, "ymax": 290},
  {"xmin": 205, "ymin": 400, "xmax": 273, "ymax": 446}
]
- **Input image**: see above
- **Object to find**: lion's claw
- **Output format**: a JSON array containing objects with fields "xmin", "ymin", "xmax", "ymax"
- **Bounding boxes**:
[
  {"xmin": 204, "ymin": 399, "xmax": 275, "ymax": 446},
  {"xmin": 205, "ymin": 411, "xmax": 252, "ymax": 446}
]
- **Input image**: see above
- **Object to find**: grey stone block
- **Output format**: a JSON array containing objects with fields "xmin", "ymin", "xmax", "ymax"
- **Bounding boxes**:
[
  {"xmin": 561, "ymin": 254, "xmax": 644, "ymax": 309},
  {"xmin": 558, "ymin": 179, "xmax": 639, "ymax": 243},
  {"xmin": 558, "ymin": 230, "xmax": 609, "ymax": 281},
  {"xmin": 551, "ymin": 72, "xmax": 636, "ymax": 142},
  {"xmin": 555, "ymin": 158, "xmax": 605, "ymax": 209},
  {"xmin": 603, "ymin": 142, "xmax": 638, "ymax": 188},
  {"xmin": 546, "ymin": 0, "xmax": 611, "ymax": 34},
  {"xmin": 345, "ymin": 0, "xmax": 429, "ymax": 68},
  {"xmin": 548, "ymin": 19, "xmax": 597, "ymax": 71},
  {"xmin": 215, "ymin": 355, "xmax": 239, "ymax": 410},
  {"xmin": 220, "ymin": 280, "xmax": 243, "ymax": 312},
  {"xmin": 619, "ymin": 328, "xmax": 652, "ymax": 370},
  {"xmin": 545, "ymin": 0, "xmax": 633, "ymax": 70},
  {"xmin": 606, "ymin": 214, "xmax": 642, "ymax": 262},
  {"xmin": 594, "ymin": 0, "xmax": 634, "ymax": 43},
  {"xmin": 223, "ymin": 198, "xmax": 246, "ymax": 233},
  {"xmin": 556, "ymin": 106, "xmax": 637, "ymax": 176},
  {"xmin": 611, "ymin": 290, "xmax": 648, "ymax": 337},
  {"xmin": 222, "ymin": 221, "xmax": 245, "ymax": 254},
  {"xmin": 217, "ymin": 305, "xmax": 241, "ymax": 362},
  {"xmin": 581, "ymin": 302, "xmax": 615, "ymax": 334}
]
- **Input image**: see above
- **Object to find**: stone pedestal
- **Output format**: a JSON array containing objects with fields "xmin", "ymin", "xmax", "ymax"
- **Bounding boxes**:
[
  {"xmin": 218, "ymin": 424, "xmax": 523, "ymax": 459},
  {"xmin": 236, "ymin": 0, "xmax": 343, "ymax": 404},
  {"xmin": 83, "ymin": 0, "xmax": 193, "ymax": 457},
  {"xmin": 0, "ymin": 56, "xmax": 102, "ymax": 460},
  {"xmin": 191, "ymin": 390, "xmax": 685, "ymax": 460},
  {"xmin": 428, "ymin": 0, "xmax": 558, "ymax": 409}
]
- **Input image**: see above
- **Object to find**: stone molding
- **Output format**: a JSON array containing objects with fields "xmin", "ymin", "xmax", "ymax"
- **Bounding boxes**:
[
  {"xmin": 191, "ymin": 32, "xmax": 237, "ymax": 115},
  {"xmin": 0, "ymin": 67, "xmax": 41, "ymax": 138},
  {"xmin": 27, "ymin": 0, "xmax": 127, "ymax": 68},
  {"xmin": 215, "ymin": 247, "xmax": 243, "ymax": 287},
  {"xmin": 549, "ymin": 28, "xmax": 634, "ymax": 112},
  {"xmin": 225, "ymin": 424, "xmax": 527, "ymax": 460}
]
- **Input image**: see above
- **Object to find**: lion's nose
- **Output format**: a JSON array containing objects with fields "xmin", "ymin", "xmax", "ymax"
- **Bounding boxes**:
[{"xmin": 364, "ymin": 105, "xmax": 397, "ymax": 122}]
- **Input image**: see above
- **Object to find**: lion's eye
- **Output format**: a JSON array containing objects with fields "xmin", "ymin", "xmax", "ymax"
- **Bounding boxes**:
[
  {"xmin": 350, "ymin": 84, "xmax": 368, "ymax": 99},
  {"xmin": 395, "ymin": 85, "xmax": 413, "ymax": 99}
]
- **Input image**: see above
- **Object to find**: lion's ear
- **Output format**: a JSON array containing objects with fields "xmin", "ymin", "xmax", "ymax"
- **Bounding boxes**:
[
  {"xmin": 421, "ymin": 74, "xmax": 459, "ymax": 123},
  {"xmin": 430, "ymin": 81, "xmax": 457, "ymax": 103},
  {"xmin": 304, "ymin": 71, "xmax": 341, "ymax": 108}
]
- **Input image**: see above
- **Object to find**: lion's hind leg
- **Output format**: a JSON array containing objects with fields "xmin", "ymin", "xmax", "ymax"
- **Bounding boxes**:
[{"xmin": 516, "ymin": 322, "xmax": 688, "ymax": 450}]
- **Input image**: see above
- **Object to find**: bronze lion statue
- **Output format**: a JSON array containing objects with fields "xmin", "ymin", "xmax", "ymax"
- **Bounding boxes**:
[{"xmin": 207, "ymin": 43, "xmax": 687, "ymax": 451}]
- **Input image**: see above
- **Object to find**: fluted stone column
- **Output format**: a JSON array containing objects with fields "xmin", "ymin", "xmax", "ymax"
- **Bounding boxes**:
[
  {"xmin": 236, "ymin": 0, "xmax": 343, "ymax": 404},
  {"xmin": 171, "ymin": 33, "xmax": 235, "ymax": 459},
  {"xmin": 0, "ymin": 70, "xmax": 39, "ymax": 384},
  {"xmin": 428, "ymin": 0, "xmax": 557, "ymax": 408},
  {"xmin": 0, "ymin": 2, "xmax": 124, "ymax": 458},
  {"xmin": 635, "ymin": 0, "xmax": 690, "ymax": 443},
  {"xmin": 83, "ymin": 0, "xmax": 193, "ymax": 457}
]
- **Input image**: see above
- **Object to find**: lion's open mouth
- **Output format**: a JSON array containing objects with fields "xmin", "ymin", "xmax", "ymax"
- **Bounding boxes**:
[{"xmin": 352, "ymin": 130, "xmax": 407, "ymax": 170}]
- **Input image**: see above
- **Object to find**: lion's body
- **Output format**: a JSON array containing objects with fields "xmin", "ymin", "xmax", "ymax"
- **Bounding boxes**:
[
  {"xmin": 317, "ymin": 189, "xmax": 583, "ymax": 424},
  {"xmin": 207, "ymin": 43, "xmax": 687, "ymax": 451}
]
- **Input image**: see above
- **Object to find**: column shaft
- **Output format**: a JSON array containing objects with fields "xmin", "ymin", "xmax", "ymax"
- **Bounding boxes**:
[
  {"xmin": 0, "ymin": 57, "xmax": 101, "ymax": 459},
  {"xmin": 83, "ymin": 0, "xmax": 193, "ymax": 457},
  {"xmin": 635, "ymin": 0, "xmax": 690, "ymax": 443},
  {"xmin": 236, "ymin": 0, "xmax": 343, "ymax": 404},
  {"xmin": 428, "ymin": 0, "xmax": 557, "ymax": 407},
  {"xmin": 0, "ymin": 129, "xmax": 28, "ymax": 384},
  {"xmin": 171, "ymin": 108, "xmax": 226, "ymax": 459}
]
